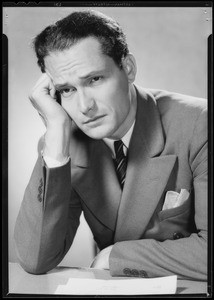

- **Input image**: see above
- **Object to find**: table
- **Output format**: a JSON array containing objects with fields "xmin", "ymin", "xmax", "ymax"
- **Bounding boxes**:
[{"xmin": 8, "ymin": 263, "xmax": 208, "ymax": 296}]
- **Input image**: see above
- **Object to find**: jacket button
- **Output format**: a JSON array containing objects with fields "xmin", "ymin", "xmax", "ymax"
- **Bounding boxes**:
[
  {"xmin": 131, "ymin": 269, "xmax": 139, "ymax": 277},
  {"xmin": 173, "ymin": 232, "xmax": 184, "ymax": 240},
  {"xmin": 38, "ymin": 180, "xmax": 43, "ymax": 189},
  {"xmin": 123, "ymin": 268, "xmax": 131, "ymax": 276},
  {"xmin": 37, "ymin": 193, "xmax": 42, "ymax": 202},
  {"xmin": 38, "ymin": 186, "xmax": 43, "ymax": 192},
  {"xmin": 139, "ymin": 270, "xmax": 148, "ymax": 278}
]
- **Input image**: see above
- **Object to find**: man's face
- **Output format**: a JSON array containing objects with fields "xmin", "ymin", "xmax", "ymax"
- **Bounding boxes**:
[{"xmin": 45, "ymin": 37, "xmax": 136, "ymax": 139}]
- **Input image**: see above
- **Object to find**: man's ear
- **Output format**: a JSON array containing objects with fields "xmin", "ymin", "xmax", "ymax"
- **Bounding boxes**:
[{"xmin": 121, "ymin": 53, "xmax": 137, "ymax": 83}]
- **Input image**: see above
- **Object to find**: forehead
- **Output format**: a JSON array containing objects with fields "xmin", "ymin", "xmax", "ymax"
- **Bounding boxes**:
[{"xmin": 44, "ymin": 37, "xmax": 115, "ymax": 81}]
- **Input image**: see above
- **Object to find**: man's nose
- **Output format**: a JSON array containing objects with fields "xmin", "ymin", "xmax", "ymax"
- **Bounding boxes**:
[{"xmin": 78, "ymin": 91, "xmax": 96, "ymax": 115}]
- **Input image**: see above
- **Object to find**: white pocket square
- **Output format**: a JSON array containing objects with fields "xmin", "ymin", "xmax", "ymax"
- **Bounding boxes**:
[{"xmin": 162, "ymin": 189, "xmax": 190, "ymax": 210}]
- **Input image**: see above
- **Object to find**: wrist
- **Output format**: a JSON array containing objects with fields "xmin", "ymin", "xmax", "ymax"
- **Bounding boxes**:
[
  {"xmin": 43, "ymin": 121, "xmax": 71, "ymax": 162},
  {"xmin": 42, "ymin": 153, "xmax": 70, "ymax": 168}
]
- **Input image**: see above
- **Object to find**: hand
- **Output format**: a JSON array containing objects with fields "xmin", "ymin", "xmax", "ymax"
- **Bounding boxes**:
[
  {"xmin": 29, "ymin": 73, "xmax": 72, "ymax": 162},
  {"xmin": 29, "ymin": 73, "xmax": 70, "ymax": 128},
  {"xmin": 90, "ymin": 245, "xmax": 113, "ymax": 270}
]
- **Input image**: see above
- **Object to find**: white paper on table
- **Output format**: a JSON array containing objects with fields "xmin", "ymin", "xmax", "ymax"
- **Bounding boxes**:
[{"xmin": 55, "ymin": 275, "xmax": 177, "ymax": 295}]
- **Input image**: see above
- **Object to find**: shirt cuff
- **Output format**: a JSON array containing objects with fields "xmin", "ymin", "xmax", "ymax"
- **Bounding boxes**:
[{"xmin": 42, "ymin": 153, "xmax": 70, "ymax": 168}]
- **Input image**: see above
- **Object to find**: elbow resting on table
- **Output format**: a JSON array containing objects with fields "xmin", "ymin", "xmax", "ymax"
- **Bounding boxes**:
[
  {"xmin": 14, "ymin": 243, "xmax": 61, "ymax": 275},
  {"xmin": 15, "ymin": 252, "xmax": 52, "ymax": 275},
  {"xmin": 16, "ymin": 254, "xmax": 59, "ymax": 275}
]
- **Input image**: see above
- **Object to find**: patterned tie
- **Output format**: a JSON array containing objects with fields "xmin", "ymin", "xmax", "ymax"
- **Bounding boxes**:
[{"xmin": 114, "ymin": 140, "xmax": 127, "ymax": 189}]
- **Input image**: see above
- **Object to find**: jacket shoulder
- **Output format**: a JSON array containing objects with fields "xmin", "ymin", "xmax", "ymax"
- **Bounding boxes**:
[
  {"xmin": 139, "ymin": 88, "xmax": 207, "ymax": 146},
  {"xmin": 147, "ymin": 88, "xmax": 207, "ymax": 116}
]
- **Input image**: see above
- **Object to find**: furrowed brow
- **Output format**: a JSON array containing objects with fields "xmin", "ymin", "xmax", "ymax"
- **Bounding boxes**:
[
  {"xmin": 78, "ymin": 69, "xmax": 106, "ymax": 80},
  {"xmin": 55, "ymin": 83, "xmax": 71, "ymax": 90},
  {"xmin": 54, "ymin": 69, "xmax": 107, "ymax": 89}
]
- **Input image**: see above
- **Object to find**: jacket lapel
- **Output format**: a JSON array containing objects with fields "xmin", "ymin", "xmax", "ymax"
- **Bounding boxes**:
[
  {"xmin": 114, "ymin": 87, "xmax": 177, "ymax": 241},
  {"xmin": 70, "ymin": 127, "xmax": 122, "ymax": 231}
]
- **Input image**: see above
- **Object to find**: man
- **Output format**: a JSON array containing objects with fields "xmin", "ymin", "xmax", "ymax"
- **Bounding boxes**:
[{"xmin": 14, "ymin": 10, "xmax": 207, "ymax": 280}]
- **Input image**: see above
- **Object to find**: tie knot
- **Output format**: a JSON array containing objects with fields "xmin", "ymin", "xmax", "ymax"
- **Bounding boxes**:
[{"xmin": 114, "ymin": 140, "xmax": 125, "ymax": 160}]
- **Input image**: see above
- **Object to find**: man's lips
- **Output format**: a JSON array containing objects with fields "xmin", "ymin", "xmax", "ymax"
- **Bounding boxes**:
[{"xmin": 83, "ymin": 115, "xmax": 106, "ymax": 124}]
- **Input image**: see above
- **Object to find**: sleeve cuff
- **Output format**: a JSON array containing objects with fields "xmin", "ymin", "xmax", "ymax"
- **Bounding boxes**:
[{"xmin": 42, "ymin": 152, "xmax": 70, "ymax": 168}]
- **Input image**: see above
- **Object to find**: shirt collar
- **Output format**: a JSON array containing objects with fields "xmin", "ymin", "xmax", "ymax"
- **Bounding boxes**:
[{"xmin": 103, "ymin": 120, "xmax": 135, "ymax": 158}]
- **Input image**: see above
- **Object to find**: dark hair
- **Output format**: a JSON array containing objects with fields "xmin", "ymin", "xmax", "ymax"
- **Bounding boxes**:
[{"xmin": 33, "ymin": 10, "xmax": 129, "ymax": 72}]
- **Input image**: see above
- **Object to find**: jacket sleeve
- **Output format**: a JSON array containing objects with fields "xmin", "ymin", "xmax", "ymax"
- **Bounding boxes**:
[
  {"xmin": 14, "ymin": 151, "xmax": 82, "ymax": 275},
  {"xmin": 109, "ymin": 107, "xmax": 208, "ymax": 281}
]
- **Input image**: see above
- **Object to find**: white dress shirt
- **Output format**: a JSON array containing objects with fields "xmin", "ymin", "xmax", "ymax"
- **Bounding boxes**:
[{"xmin": 103, "ymin": 120, "xmax": 135, "ymax": 158}]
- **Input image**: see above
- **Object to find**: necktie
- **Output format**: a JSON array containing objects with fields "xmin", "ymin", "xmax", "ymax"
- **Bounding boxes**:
[{"xmin": 114, "ymin": 140, "xmax": 127, "ymax": 189}]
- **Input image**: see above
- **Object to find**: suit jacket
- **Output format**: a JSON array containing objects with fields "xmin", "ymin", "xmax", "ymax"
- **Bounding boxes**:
[{"xmin": 14, "ymin": 86, "xmax": 207, "ymax": 280}]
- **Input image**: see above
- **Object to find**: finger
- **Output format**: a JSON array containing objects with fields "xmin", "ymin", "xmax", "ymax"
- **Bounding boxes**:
[
  {"xmin": 49, "ymin": 82, "xmax": 57, "ymax": 100},
  {"xmin": 29, "ymin": 94, "xmax": 38, "ymax": 109},
  {"xmin": 29, "ymin": 73, "xmax": 56, "ymax": 105},
  {"xmin": 40, "ymin": 73, "xmax": 57, "ymax": 100},
  {"xmin": 33, "ymin": 73, "xmax": 50, "ymax": 90},
  {"xmin": 33, "ymin": 73, "xmax": 54, "ymax": 96}
]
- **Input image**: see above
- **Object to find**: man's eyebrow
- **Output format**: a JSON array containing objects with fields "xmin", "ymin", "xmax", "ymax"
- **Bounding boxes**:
[
  {"xmin": 54, "ymin": 69, "xmax": 107, "ymax": 89},
  {"xmin": 55, "ymin": 83, "xmax": 71, "ymax": 90},
  {"xmin": 78, "ymin": 70, "xmax": 105, "ymax": 79}
]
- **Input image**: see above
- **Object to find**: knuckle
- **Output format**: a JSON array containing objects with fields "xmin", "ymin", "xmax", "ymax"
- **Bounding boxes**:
[
  {"xmin": 28, "ymin": 94, "xmax": 36, "ymax": 105},
  {"xmin": 28, "ymin": 94, "xmax": 34, "ymax": 104},
  {"xmin": 29, "ymin": 88, "xmax": 39, "ymax": 103}
]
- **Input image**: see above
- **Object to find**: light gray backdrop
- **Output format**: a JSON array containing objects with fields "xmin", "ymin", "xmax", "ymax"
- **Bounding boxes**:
[{"xmin": 3, "ymin": 6, "xmax": 212, "ymax": 267}]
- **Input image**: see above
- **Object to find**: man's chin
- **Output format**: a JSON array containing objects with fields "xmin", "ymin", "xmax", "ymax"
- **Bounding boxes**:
[
  {"xmin": 83, "ymin": 127, "xmax": 113, "ymax": 140},
  {"xmin": 85, "ymin": 132, "xmax": 109, "ymax": 140}
]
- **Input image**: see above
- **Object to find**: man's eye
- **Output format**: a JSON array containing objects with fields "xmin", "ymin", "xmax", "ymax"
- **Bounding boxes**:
[
  {"xmin": 60, "ymin": 88, "xmax": 74, "ymax": 98},
  {"xmin": 91, "ymin": 76, "xmax": 102, "ymax": 83}
]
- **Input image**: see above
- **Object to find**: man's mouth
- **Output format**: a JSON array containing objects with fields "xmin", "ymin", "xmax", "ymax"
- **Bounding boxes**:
[{"xmin": 84, "ymin": 115, "xmax": 106, "ymax": 124}]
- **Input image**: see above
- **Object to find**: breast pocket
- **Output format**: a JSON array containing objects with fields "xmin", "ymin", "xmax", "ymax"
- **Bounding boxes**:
[
  {"xmin": 158, "ymin": 192, "xmax": 191, "ymax": 221},
  {"xmin": 143, "ymin": 192, "xmax": 196, "ymax": 241}
]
